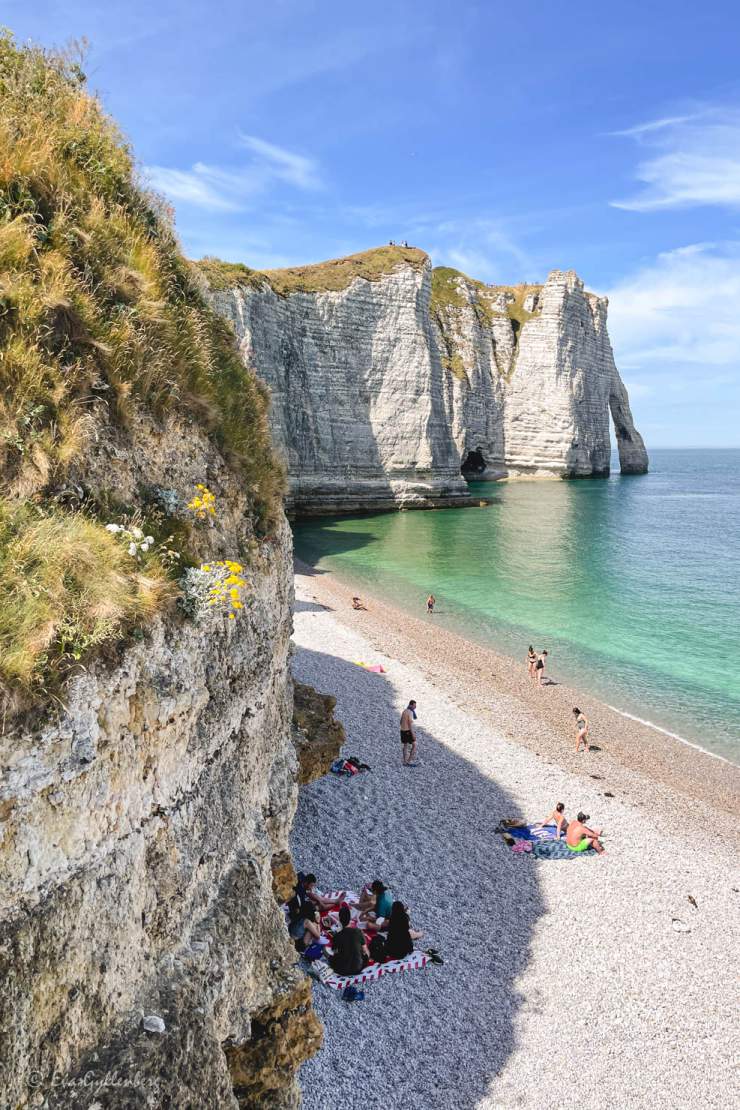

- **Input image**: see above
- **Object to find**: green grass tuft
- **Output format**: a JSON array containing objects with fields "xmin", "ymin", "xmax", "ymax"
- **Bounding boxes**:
[
  {"xmin": 0, "ymin": 500, "xmax": 173, "ymax": 692},
  {"xmin": 0, "ymin": 30, "xmax": 283, "ymax": 524}
]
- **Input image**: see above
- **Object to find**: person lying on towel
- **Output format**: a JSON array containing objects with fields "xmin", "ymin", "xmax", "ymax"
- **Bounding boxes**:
[{"xmin": 329, "ymin": 905, "xmax": 370, "ymax": 975}]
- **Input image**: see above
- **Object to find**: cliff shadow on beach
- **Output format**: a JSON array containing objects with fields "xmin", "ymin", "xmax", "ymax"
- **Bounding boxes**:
[{"xmin": 290, "ymin": 645, "xmax": 545, "ymax": 1110}]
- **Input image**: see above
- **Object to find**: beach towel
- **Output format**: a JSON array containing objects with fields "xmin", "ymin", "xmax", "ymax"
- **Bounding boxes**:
[
  {"xmin": 317, "ymin": 949, "xmax": 430, "ymax": 990},
  {"xmin": 289, "ymin": 887, "xmax": 430, "ymax": 990},
  {"xmin": 532, "ymin": 839, "xmax": 596, "ymax": 860},
  {"xmin": 507, "ymin": 823, "xmax": 561, "ymax": 842},
  {"xmin": 353, "ymin": 660, "xmax": 386, "ymax": 674}
]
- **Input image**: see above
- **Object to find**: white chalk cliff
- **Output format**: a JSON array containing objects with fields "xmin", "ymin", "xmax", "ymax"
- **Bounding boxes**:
[{"xmin": 208, "ymin": 248, "xmax": 647, "ymax": 513}]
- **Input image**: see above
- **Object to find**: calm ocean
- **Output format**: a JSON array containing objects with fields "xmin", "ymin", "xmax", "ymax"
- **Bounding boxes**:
[{"xmin": 293, "ymin": 449, "xmax": 740, "ymax": 764}]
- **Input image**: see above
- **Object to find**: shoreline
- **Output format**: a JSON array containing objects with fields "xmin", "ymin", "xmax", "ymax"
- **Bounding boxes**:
[
  {"xmin": 294, "ymin": 557, "xmax": 740, "ymax": 837},
  {"xmin": 290, "ymin": 560, "xmax": 739, "ymax": 1109}
]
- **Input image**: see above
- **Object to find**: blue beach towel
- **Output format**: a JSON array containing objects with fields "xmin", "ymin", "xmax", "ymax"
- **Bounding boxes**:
[{"xmin": 507, "ymin": 823, "xmax": 561, "ymax": 842}]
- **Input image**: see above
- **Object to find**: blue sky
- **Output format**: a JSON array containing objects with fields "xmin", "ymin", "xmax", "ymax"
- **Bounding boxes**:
[{"xmin": 6, "ymin": 0, "xmax": 740, "ymax": 446}]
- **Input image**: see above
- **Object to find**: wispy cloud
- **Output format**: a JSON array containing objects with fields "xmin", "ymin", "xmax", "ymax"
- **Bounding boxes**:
[
  {"xmin": 611, "ymin": 107, "xmax": 740, "ymax": 211},
  {"xmin": 238, "ymin": 134, "xmax": 322, "ymax": 190},
  {"xmin": 146, "ymin": 136, "xmax": 322, "ymax": 211},
  {"xmin": 606, "ymin": 241, "xmax": 740, "ymax": 368}
]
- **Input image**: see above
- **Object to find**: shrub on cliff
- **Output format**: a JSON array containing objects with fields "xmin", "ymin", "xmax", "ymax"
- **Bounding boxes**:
[{"xmin": 0, "ymin": 32, "xmax": 283, "ymax": 695}]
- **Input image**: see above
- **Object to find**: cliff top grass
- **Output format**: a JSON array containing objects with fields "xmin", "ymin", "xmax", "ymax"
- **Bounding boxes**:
[
  {"xmin": 431, "ymin": 266, "xmax": 542, "ymax": 328},
  {"xmin": 263, "ymin": 245, "xmax": 428, "ymax": 295},
  {"xmin": 0, "ymin": 32, "xmax": 282, "ymax": 697},
  {"xmin": 197, "ymin": 245, "xmax": 429, "ymax": 297},
  {"xmin": 194, "ymin": 257, "xmax": 268, "ymax": 293}
]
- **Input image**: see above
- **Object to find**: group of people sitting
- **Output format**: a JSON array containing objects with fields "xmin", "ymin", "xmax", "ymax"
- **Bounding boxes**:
[
  {"xmin": 286, "ymin": 874, "xmax": 424, "ymax": 975},
  {"xmin": 534, "ymin": 803, "xmax": 605, "ymax": 854}
]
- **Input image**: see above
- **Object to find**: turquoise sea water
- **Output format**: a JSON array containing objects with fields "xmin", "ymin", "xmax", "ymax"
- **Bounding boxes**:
[{"xmin": 293, "ymin": 449, "xmax": 740, "ymax": 764}]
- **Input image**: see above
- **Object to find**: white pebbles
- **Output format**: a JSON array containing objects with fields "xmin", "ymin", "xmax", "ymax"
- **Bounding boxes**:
[{"xmin": 290, "ymin": 573, "xmax": 739, "ymax": 1110}]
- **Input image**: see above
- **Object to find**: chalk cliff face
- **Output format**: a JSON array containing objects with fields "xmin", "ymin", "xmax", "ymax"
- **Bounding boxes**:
[
  {"xmin": 209, "ymin": 250, "xmax": 647, "ymax": 513},
  {"xmin": 0, "ymin": 416, "xmax": 320, "ymax": 1109}
]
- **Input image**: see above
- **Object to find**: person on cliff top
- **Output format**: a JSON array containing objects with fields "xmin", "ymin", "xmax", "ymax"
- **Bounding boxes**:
[
  {"xmin": 534, "ymin": 801, "xmax": 568, "ymax": 838},
  {"xmin": 573, "ymin": 707, "xmax": 590, "ymax": 752},
  {"xmin": 535, "ymin": 650, "xmax": 548, "ymax": 686},
  {"xmin": 400, "ymin": 700, "xmax": 418, "ymax": 766},
  {"xmin": 566, "ymin": 812, "xmax": 605, "ymax": 855},
  {"xmin": 527, "ymin": 645, "xmax": 537, "ymax": 680},
  {"xmin": 426, "ymin": 594, "xmax": 436, "ymax": 614},
  {"xmin": 329, "ymin": 904, "xmax": 370, "ymax": 975}
]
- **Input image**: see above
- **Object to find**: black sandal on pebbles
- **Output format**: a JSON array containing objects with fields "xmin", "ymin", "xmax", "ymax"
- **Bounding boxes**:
[{"xmin": 425, "ymin": 949, "xmax": 444, "ymax": 965}]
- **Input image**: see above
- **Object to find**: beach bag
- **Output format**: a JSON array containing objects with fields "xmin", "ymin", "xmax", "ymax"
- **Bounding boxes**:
[
  {"xmin": 303, "ymin": 942, "xmax": 324, "ymax": 961},
  {"xmin": 369, "ymin": 935, "xmax": 386, "ymax": 963}
]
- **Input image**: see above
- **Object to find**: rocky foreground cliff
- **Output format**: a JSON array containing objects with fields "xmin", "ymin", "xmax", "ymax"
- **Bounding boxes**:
[
  {"xmin": 206, "ymin": 248, "xmax": 648, "ymax": 514},
  {"xmin": 0, "ymin": 36, "xmax": 330, "ymax": 1108}
]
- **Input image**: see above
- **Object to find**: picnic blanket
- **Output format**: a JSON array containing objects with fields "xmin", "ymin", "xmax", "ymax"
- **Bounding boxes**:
[
  {"xmin": 287, "ymin": 888, "xmax": 430, "ymax": 990},
  {"xmin": 319, "ymin": 949, "xmax": 429, "ymax": 990}
]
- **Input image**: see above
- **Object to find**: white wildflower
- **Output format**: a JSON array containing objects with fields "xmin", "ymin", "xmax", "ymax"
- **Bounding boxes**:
[
  {"xmin": 128, "ymin": 542, "xmax": 137, "ymax": 556},
  {"xmin": 106, "ymin": 523, "xmax": 121, "ymax": 533},
  {"xmin": 132, "ymin": 527, "xmax": 143, "ymax": 540},
  {"xmin": 146, "ymin": 536, "xmax": 154, "ymax": 544}
]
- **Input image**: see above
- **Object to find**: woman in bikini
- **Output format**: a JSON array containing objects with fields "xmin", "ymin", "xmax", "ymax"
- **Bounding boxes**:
[
  {"xmin": 527, "ymin": 645, "xmax": 537, "ymax": 680},
  {"xmin": 573, "ymin": 707, "xmax": 590, "ymax": 752},
  {"xmin": 534, "ymin": 801, "xmax": 568, "ymax": 838}
]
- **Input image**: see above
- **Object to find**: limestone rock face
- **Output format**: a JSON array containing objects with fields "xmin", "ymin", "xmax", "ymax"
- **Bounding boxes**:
[
  {"xmin": 292, "ymin": 681, "xmax": 346, "ymax": 785},
  {"xmin": 211, "ymin": 254, "xmax": 647, "ymax": 512},
  {"xmin": 212, "ymin": 265, "xmax": 471, "ymax": 515},
  {"xmin": 0, "ymin": 423, "xmax": 318, "ymax": 1107}
]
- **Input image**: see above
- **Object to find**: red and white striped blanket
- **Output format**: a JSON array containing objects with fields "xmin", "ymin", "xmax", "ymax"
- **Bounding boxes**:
[{"xmin": 287, "ymin": 888, "xmax": 430, "ymax": 990}]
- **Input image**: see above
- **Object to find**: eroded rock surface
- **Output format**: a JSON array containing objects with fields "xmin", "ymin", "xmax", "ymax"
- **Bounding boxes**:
[
  {"xmin": 292, "ymin": 681, "xmax": 346, "ymax": 785},
  {"xmin": 211, "ymin": 252, "xmax": 647, "ymax": 513},
  {"xmin": 0, "ymin": 415, "xmax": 320, "ymax": 1108}
]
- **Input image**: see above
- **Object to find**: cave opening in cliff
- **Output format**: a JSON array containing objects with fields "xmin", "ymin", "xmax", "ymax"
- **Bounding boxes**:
[{"xmin": 462, "ymin": 448, "xmax": 486, "ymax": 476}]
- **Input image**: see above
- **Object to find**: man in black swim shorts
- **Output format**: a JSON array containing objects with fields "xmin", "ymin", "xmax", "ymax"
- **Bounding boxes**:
[{"xmin": 400, "ymin": 700, "xmax": 418, "ymax": 766}]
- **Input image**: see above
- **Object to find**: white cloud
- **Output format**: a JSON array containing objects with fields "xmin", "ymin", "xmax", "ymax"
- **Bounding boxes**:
[
  {"xmin": 146, "ymin": 137, "xmax": 322, "ymax": 211},
  {"xmin": 238, "ymin": 134, "xmax": 322, "ymax": 190},
  {"xmin": 611, "ymin": 107, "xmax": 740, "ymax": 211},
  {"xmin": 605, "ymin": 242, "xmax": 740, "ymax": 368}
]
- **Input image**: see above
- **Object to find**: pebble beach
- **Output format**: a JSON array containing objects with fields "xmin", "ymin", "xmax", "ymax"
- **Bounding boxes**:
[{"xmin": 291, "ymin": 561, "xmax": 739, "ymax": 1110}]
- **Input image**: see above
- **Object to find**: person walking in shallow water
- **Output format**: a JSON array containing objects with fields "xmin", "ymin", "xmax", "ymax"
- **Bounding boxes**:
[
  {"xmin": 536, "ymin": 650, "xmax": 548, "ymax": 686},
  {"xmin": 573, "ymin": 707, "xmax": 590, "ymax": 752},
  {"xmin": 527, "ymin": 645, "xmax": 537, "ymax": 680},
  {"xmin": 400, "ymin": 700, "xmax": 418, "ymax": 766},
  {"xmin": 426, "ymin": 594, "xmax": 436, "ymax": 614}
]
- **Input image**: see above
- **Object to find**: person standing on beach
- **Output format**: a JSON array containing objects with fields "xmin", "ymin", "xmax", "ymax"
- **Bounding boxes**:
[
  {"xmin": 426, "ymin": 594, "xmax": 436, "ymax": 614},
  {"xmin": 400, "ymin": 700, "xmax": 418, "ymax": 766},
  {"xmin": 536, "ymin": 650, "xmax": 548, "ymax": 686},
  {"xmin": 527, "ymin": 645, "xmax": 537, "ymax": 680},
  {"xmin": 573, "ymin": 707, "xmax": 590, "ymax": 752}
]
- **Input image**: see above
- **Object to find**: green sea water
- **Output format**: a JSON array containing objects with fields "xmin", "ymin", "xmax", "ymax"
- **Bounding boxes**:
[{"xmin": 293, "ymin": 449, "xmax": 740, "ymax": 764}]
